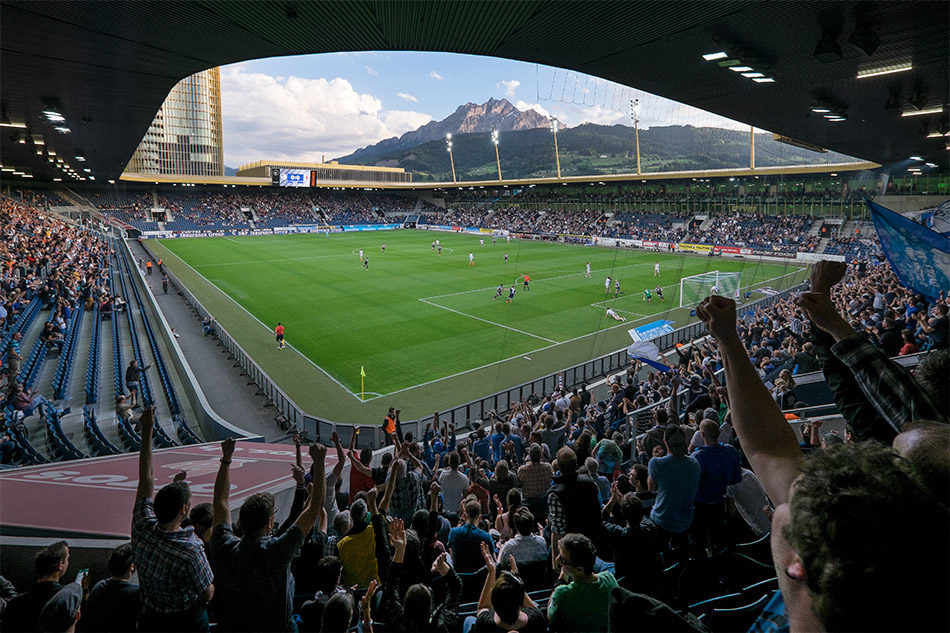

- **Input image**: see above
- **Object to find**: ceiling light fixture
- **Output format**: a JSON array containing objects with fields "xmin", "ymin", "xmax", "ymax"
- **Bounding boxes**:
[
  {"xmin": 742, "ymin": 72, "xmax": 765, "ymax": 78},
  {"xmin": 753, "ymin": 77, "xmax": 776, "ymax": 83},
  {"xmin": 856, "ymin": 63, "xmax": 913, "ymax": 79},
  {"xmin": 702, "ymin": 51, "xmax": 729, "ymax": 61},
  {"xmin": 926, "ymin": 131, "xmax": 950, "ymax": 138},
  {"xmin": 811, "ymin": 107, "xmax": 831, "ymax": 113},
  {"xmin": 729, "ymin": 66, "xmax": 754, "ymax": 72},
  {"xmin": 901, "ymin": 106, "xmax": 944, "ymax": 117}
]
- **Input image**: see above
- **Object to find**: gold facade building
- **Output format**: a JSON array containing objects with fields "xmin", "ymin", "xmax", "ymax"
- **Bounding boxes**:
[{"xmin": 125, "ymin": 68, "xmax": 224, "ymax": 177}]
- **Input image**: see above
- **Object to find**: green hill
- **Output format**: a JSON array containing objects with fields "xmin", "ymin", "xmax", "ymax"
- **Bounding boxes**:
[{"xmin": 336, "ymin": 124, "xmax": 857, "ymax": 181}]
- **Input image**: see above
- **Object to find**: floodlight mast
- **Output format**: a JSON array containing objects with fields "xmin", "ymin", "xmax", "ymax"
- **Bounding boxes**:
[
  {"xmin": 491, "ymin": 128, "xmax": 502, "ymax": 181},
  {"xmin": 550, "ymin": 117, "xmax": 562, "ymax": 178},
  {"xmin": 446, "ymin": 133, "xmax": 457, "ymax": 184},
  {"xmin": 630, "ymin": 98, "xmax": 642, "ymax": 175}
]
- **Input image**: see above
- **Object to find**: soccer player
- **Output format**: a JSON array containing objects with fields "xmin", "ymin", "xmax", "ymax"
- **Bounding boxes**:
[
  {"xmin": 585, "ymin": 262, "xmax": 591, "ymax": 278},
  {"xmin": 492, "ymin": 237, "xmax": 496, "ymax": 246},
  {"xmin": 643, "ymin": 288, "xmax": 652, "ymax": 303},
  {"xmin": 363, "ymin": 257, "xmax": 369, "ymax": 270},
  {"xmin": 606, "ymin": 308, "xmax": 626, "ymax": 322},
  {"xmin": 432, "ymin": 241, "xmax": 436, "ymax": 251},
  {"xmin": 480, "ymin": 239, "xmax": 484, "ymax": 247},
  {"xmin": 381, "ymin": 244, "xmax": 385, "ymax": 253},
  {"xmin": 359, "ymin": 249, "xmax": 364, "ymax": 261},
  {"xmin": 605, "ymin": 276, "xmax": 612, "ymax": 295},
  {"xmin": 275, "ymin": 322, "xmax": 285, "ymax": 349},
  {"xmin": 438, "ymin": 244, "xmax": 443, "ymax": 254},
  {"xmin": 493, "ymin": 284, "xmax": 504, "ymax": 300},
  {"xmin": 523, "ymin": 274, "xmax": 530, "ymax": 291},
  {"xmin": 614, "ymin": 279, "xmax": 622, "ymax": 296},
  {"xmin": 654, "ymin": 262, "xmax": 660, "ymax": 277},
  {"xmin": 655, "ymin": 285, "xmax": 665, "ymax": 301},
  {"xmin": 710, "ymin": 284, "xmax": 720, "ymax": 295},
  {"xmin": 506, "ymin": 286, "xmax": 516, "ymax": 304},
  {"xmin": 469, "ymin": 252, "xmax": 475, "ymax": 266},
  {"xmin": 504, "ymin": 253, "xmax": 509, "ymax": 264}
]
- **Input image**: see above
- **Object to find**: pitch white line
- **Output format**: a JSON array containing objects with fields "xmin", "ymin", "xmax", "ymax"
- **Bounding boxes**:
[
  {"xmin": 221, "ymin": 236, "xmax": 241, "ymax": 245},
  {"xmin": 155, "ymin": 241, "xmax": 364, "ymax": 401},
  {"xmin": 418, "ymin": 298, "xmax": 558, "ymax": 344}
]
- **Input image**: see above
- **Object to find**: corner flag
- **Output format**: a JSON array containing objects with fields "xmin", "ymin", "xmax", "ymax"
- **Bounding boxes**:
[
  {"xmin": 360, "ymin": 365, "xmax": 366, "ymax": 378},
  {"xmin": 360, "ymin": 366, "xmax": 366, "ymax": 401}
]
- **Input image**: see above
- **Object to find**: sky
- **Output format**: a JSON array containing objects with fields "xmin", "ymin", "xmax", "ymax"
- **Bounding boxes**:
[{"xmin": 220, "ymin": 51, "xmax": 754, "ymax": 168}]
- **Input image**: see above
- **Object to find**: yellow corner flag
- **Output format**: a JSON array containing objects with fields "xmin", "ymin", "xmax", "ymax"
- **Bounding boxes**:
[
  {"xmin": 360, "ymin": 365, "xmax": 366, "ymax": 377},
  {"xmin": 360, "ymin": 366, "xmax": 365, "ymax": 401}
]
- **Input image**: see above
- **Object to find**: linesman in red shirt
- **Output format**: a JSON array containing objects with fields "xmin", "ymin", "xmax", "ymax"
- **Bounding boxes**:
[{"xmin": 274, "ymin": 322, "xmax": 285, "ymax": 349}]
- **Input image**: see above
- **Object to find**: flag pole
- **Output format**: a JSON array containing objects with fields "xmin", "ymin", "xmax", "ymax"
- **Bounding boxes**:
[{"xmin": 360, "ymin": 366, "xmax": 365, "ymax": 401}]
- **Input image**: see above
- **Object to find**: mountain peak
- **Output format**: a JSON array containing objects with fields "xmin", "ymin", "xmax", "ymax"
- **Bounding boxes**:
[{"xmin": 340, "ymin": 98, "xmax": 549, "ymax": 161}]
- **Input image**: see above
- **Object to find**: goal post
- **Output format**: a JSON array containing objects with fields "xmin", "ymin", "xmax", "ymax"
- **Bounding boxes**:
[{"xmin": 679, "ymin": 270, "xmax": 742, "ymax": 308}]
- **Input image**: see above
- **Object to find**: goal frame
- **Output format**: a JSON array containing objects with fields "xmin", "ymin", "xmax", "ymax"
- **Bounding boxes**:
[{"xmin": 679, "ymin": 270, "xmax": 741, "ymax": 308}]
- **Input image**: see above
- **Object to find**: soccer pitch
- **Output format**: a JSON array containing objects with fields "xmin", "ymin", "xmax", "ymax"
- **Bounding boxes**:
[{"xmin": 152, "ymin": 231, "xmax": 803, "ymax": 418}]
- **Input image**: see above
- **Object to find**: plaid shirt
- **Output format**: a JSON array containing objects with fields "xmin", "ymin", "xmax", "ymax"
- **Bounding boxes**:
[
  {"xmin": 518, "ymin": 461, "xmax": 553, "ymax": 499},
  {"xmin": 547, "ymin": 491, "xmax": 566, "ymax": 534},
  {"xmin": 131, "ymin": 498, "xmax": 213, "ymax": 614},
  {"xmin": 389, "ymin": 469, "xmax": 424, "ymax": 524},
  {"xmin": 832, "ymin": 333, "xmax": 945, "ymax": 430}
]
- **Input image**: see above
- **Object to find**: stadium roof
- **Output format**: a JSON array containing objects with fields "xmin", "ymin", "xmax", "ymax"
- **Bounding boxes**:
[{"xmin": 2, "ymin": 0, "xmax": 947, "ymax": 182}]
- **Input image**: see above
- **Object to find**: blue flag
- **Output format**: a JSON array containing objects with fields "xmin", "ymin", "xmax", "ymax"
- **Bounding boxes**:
[
  {"xmin": 866, "ymin": 199, "xmax": 950, "ymax": 302},
  {"xmin": 627, "ymin": 341, "xmax": 672, "ymax": 372}
]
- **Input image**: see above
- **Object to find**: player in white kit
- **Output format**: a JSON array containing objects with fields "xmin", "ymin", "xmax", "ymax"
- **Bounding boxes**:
[
  {"xmin": 585, "ymin": 262, "xmax": 591, "ymax": 278},
  {"xmin": 606, "ymin": 308, "xmax": 626, "ymax": 322},
  {"xmin": 654, "ymin": 262, "xmax": 660, "ymax": 277},
  {"xmin": 605, "ymin": 276, "xmax": 611, "ymax": 294},
  {"xmin": 469, "ymin": 252, "xmax": 475, "ymax": 265}
]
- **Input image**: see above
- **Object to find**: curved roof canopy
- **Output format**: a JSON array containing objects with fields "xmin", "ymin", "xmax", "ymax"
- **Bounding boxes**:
[{"xmin": 2, "ymin": 0, "xmax": 947, "ymax": 181}]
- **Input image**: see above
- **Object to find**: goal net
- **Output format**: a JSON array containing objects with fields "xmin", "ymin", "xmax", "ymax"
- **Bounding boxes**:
[{"xmin": 679, "ymin": 271, "xmax": 741, "ymax": 308}]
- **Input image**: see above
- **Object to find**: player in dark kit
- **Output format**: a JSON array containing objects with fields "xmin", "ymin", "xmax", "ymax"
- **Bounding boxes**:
[
  {"xmin": 493, "ymin": 284, "xmax": 504, "ymax": 300},
  {"xmin": 655, "ymin": 285, "xmax": 665, "ymax": 301},
  {"xmin": 506, "ymin": 286, "xmax": 516, "ymax": 304}
]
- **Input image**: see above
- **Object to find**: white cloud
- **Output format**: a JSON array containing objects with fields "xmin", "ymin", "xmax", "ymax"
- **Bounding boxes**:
[
  {"xmin": 499, "ymin": 80, "xmax": 520, "ymax": 99},
  {"xmin": 364, "ymin": 66, "xmax": 378, "ymax": 76},
  {"xmin": 220, "ymin": 66, "xmax": 431, "ymax": 165},
  {"xmin": 397, "ymin": 92, "xmax": 418, "ymax": 102},
  {"xmin": 515, "ymin": 101, "xmax": 551, "ymax": 119},
  {"xmin": 429, "ymin": 70, "xmax": 443, "ymax": 80}
]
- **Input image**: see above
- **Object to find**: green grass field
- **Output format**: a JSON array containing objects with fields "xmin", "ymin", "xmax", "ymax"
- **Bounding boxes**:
[{"xmin": 155, "ymin": 231, "xmax": 803, "ymax": 401}]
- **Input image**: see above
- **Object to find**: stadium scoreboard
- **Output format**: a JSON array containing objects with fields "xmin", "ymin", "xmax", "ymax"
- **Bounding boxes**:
[{"xmin": 271, "ymin": 167, "xmax": 317, "ymax": 187}]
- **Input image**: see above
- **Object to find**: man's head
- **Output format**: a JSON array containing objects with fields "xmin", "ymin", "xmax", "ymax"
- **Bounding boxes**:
[
  {"xmin": 464, "ymin": 497, "xmax": 481, "ymax": 523},
  {"xmin": 188, "ymin": 503, "xmax": 213, "ymax": 543},
  {"xmin": 778, "ymin": 442, "xmax": 949, "ymax": 632},
  {"xmin": 358, "ymin": 448, "xmax": 373, "ymax": 466},
  {"xmin": 653, "ymin": 407, "xmax": 668, "ymax": 426},
  {"xmin": 700, "ymin": 419, "xmax": 720, "ymax": 445},
  {"xmin": 619, "ymin": 493, "xmax": 644, "ymax": 527},
  {"xmin": 490, "ymin": 572, "xmax": 525, "ymax": 624},
  {"xmin": 404, "ymin": 584, "xmax": 434, "ymax": 628},
  {"xmin": 528, "ymin": 443, "xmax": 542, "ymax": 463},
  {"xmin": 663, "ymin": 426, "xmax": 688, "ymax": 457},
  {"xmin": 314, "ymin": 556, "xmax": 343, "ymax": 594},
  {"xmin": 512, "ymin": 507, "xmax": 535, "ymax": 537},
  {"xmin": 154, "ymin": 481, "xmax": 191, "ymax": 526},
  {"xmin": 35, "ymin": 540, "xmax": 69, "ymax": 580},
  {"xmin": 556, "ymin": 446, "xmax": 577, "ymax": 477},
  {"xmin": 238, "ymin": 492, "xmax": 276, "ymax": 537},
  {"xmin": 631, "ymin": 463, "xmax": 649, "ymax": 491},
  {"xmin": 448, "ymin": 451, "xmax": 461, "ymax": 470},
  {"xmin": 350, "ymin": 499, "xmax": 368, "ymax": 528},
  {"xmin": 333, "ymin": 510, "xmax": 352, "ymax": 537},
  {"xmin": 107, "ymin": 543, "xmax": 135, "ymax": 580},
  {"xmin": 557, "ymin": 533, "xmax": 597, "ymax": 581},
  {"xmin": 892, "ymin": 420, "xmax": 950, "ymax": 501}
]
